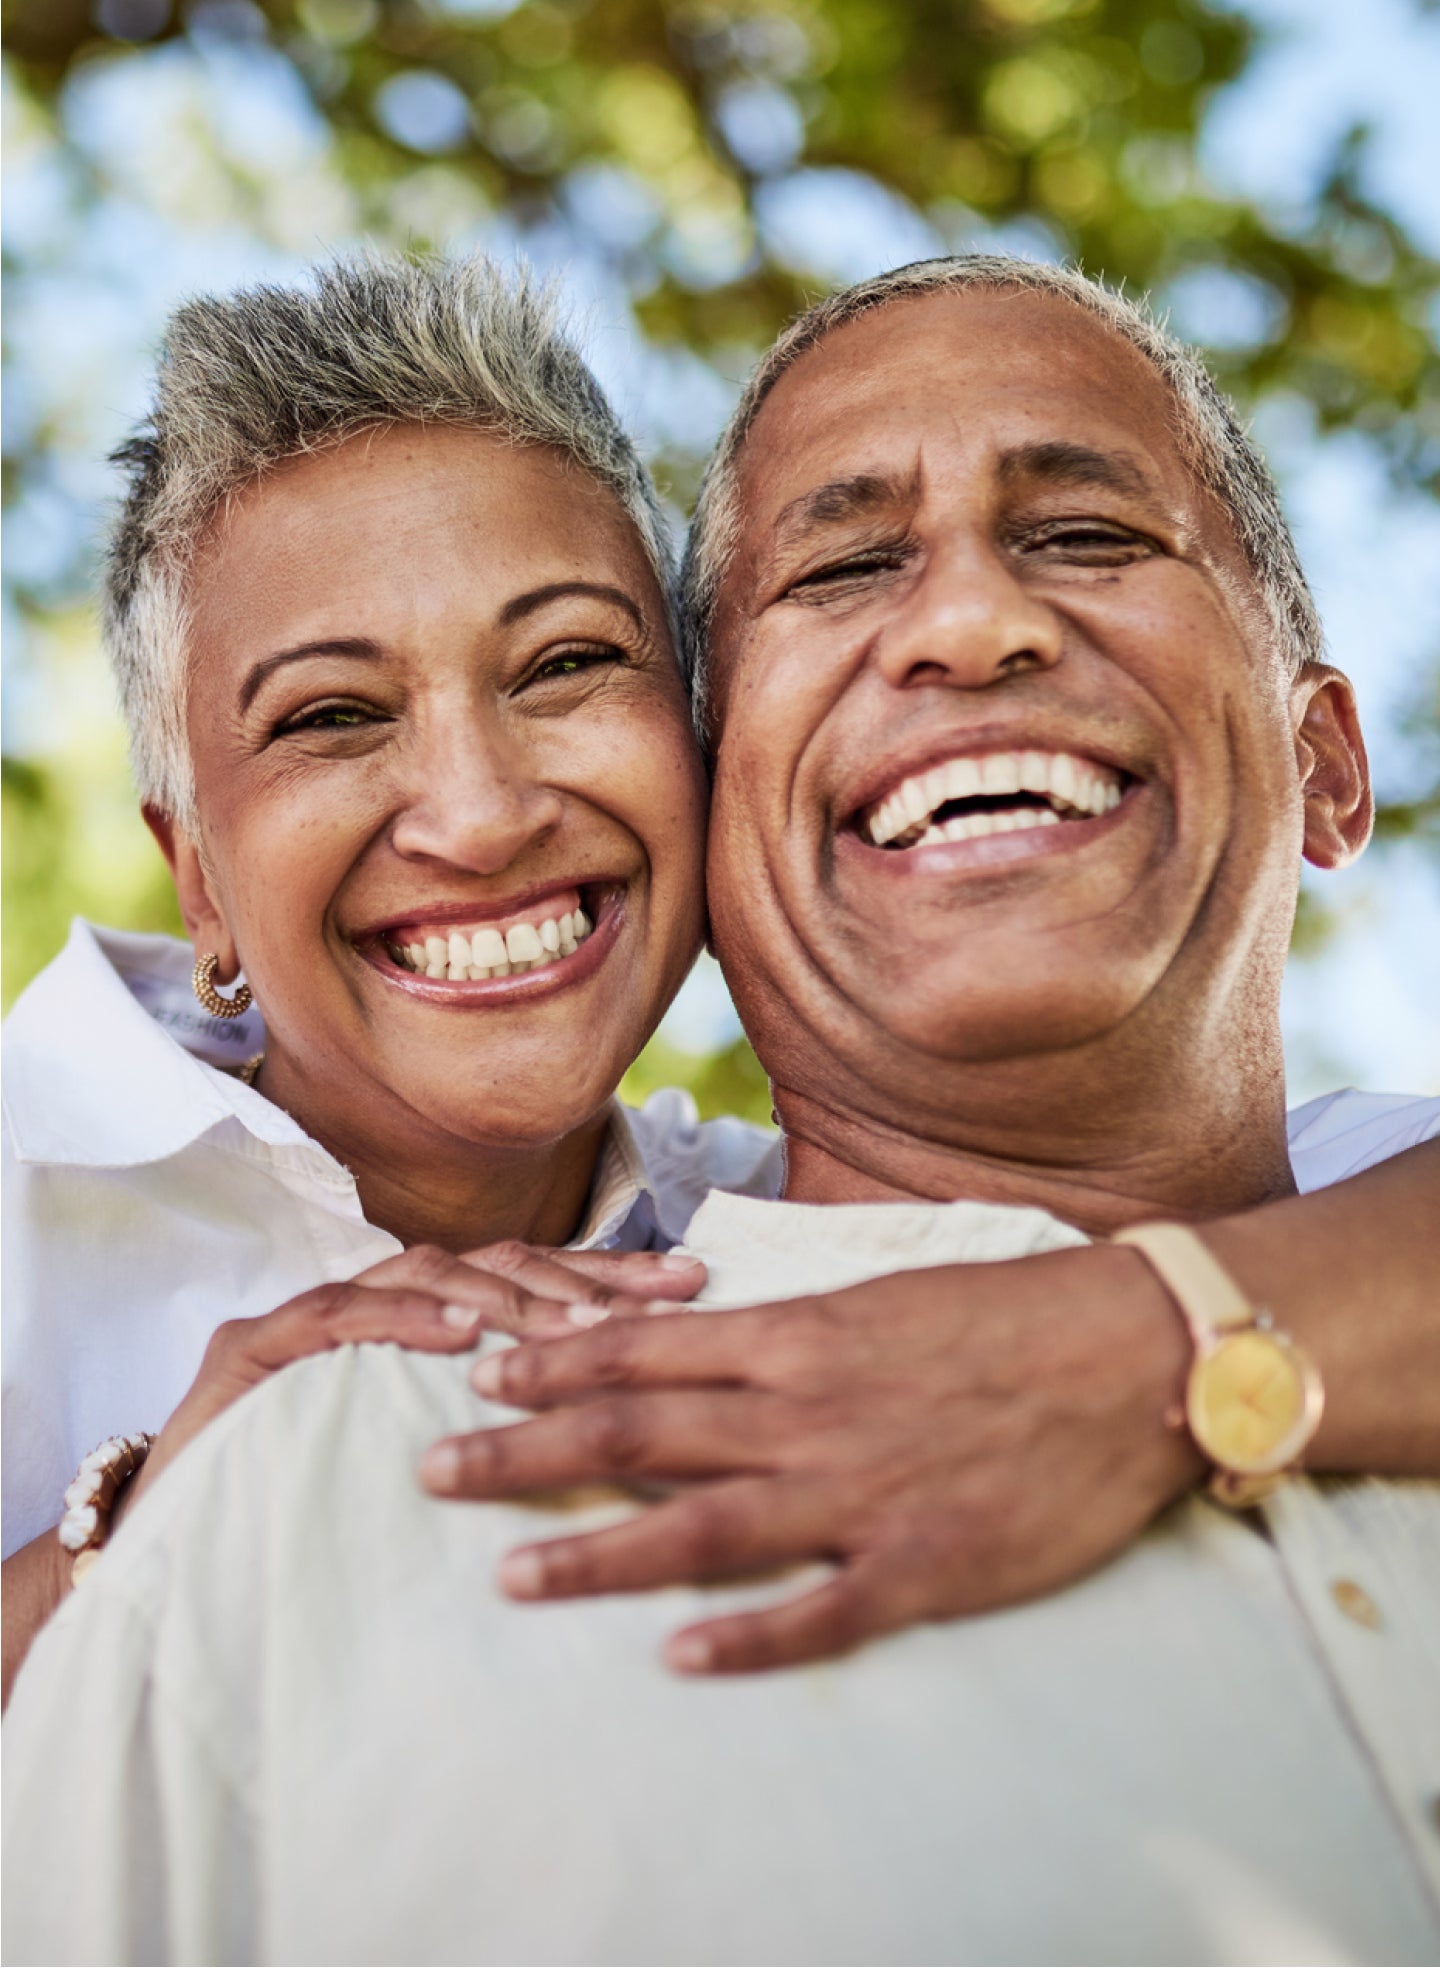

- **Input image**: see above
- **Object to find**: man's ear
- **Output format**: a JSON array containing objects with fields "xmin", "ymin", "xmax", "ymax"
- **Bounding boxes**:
[
  {"xmin": 1293, "ymin": 666, "xmax": 1372, "ymax": 870},
  {"xmin": 143, "ymin": 805, "xmax": 241, "ymax": 979}
]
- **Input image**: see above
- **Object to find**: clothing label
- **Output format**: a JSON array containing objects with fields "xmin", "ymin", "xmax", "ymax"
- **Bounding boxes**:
[{"xmin": 126, "ymin": 970, "xmax": 266, "ymax": 1067}]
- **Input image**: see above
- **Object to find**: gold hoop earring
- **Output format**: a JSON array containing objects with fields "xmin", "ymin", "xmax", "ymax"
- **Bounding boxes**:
[{"xmin": 193, "ymin": 953, "xmax": 253, "ymax": 1020}]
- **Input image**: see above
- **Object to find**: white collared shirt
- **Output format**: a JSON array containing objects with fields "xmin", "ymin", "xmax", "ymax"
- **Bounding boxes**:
[
  {"xmin": 1, "ymin": 920, "xmax": 780, "ymax": 1557},
  {"xmin": 4, "ymin": 918, "xmax": 1436, "ymax": 1559},
  {"xmin": 4, "ymin": 1190, "xmax": 1437, "ymax": 1965}
]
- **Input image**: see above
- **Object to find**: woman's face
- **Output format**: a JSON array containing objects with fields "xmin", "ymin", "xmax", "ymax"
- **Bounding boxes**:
[{"xmin": 170, "ymin": 423, "xmax": 707, "ymax": 1161}]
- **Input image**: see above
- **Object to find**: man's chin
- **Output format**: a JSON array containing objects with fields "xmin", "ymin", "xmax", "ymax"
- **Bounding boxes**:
[{"xmin": 830, "ymin": 971, "xmax": 1150, "ymax": 1073}]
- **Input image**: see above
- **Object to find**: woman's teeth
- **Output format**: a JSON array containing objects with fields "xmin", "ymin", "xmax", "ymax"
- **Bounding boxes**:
[{"xmin": 389, "ymin": 908, "xmax": 593, "ymax": 981}]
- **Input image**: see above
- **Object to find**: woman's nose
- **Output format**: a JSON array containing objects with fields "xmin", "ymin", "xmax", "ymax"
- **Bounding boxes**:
[
  {"xmin": 388, "ymin": 726, "xmax": 564, "ymax": 876},
  {"xmin": 872, "ymin": 537, "xmax": 1064, "ymax": 693}
]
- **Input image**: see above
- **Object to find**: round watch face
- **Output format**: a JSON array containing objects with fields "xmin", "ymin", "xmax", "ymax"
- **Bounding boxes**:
[{"xmin": 1187, "ymin": 1329, "xmax": 1322, "ymax": 1477}]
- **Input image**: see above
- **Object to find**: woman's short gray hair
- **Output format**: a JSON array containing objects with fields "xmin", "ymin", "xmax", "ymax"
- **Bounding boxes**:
[
  {"xmin": 680, "ymin": 255, "xmax": 1321, "ymax": 724},
  {"xmin": 105, "ymin": 254, "xmax": 676, "ymax": 827}
]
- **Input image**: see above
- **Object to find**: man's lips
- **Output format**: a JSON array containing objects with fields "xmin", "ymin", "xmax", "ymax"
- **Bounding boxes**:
[{"xmin": 845, "ymin": 742, "xmax": 1138, "ymax": 851}]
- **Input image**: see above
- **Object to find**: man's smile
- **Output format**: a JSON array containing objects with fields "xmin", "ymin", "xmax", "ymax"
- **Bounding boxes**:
[{"xmin": 857, "ymin": 746, "xmax": 1130, "ymax": 851}]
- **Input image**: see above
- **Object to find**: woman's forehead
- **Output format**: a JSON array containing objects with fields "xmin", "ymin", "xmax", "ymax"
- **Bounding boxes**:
[{"xmin": 188, "ymin": 424, "xmax": 661, "ymax": 646}]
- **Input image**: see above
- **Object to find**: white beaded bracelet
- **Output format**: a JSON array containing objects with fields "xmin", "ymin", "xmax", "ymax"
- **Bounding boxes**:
[{"xmin": 58, "ymin": 1433, "xmax": 155, "ymax": 1583}]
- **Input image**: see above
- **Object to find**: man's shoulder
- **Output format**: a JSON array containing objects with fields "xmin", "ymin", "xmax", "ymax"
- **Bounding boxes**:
[{"xmin": 1288, "ymin": 1088, "xmax": 1440, "ymax": 1190}]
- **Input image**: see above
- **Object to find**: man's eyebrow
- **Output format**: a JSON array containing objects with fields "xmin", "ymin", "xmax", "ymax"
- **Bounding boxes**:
[
  {"xmin": 239, "ymin": 638, "xmax": 383, "ymax": 714},
  {"xmin": 770, "ymin": 472, "xmax": 917, "ymax": 553},
  {"xmin": 998, "ymin": 441, "xmax": 1156, "ymax": 503},
  {"xmin": 498, "ymin": 581, "xmax": 645, "ymax": 631}
]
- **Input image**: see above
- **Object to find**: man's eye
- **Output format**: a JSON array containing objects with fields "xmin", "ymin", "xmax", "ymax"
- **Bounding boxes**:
[
  {"xmin": 789, "ymin": 550, "xmax": 907, "ymax": 595},
  {"xmin": 1024, "ymin": 523, "xmax": 1157, "ymax": 560}
]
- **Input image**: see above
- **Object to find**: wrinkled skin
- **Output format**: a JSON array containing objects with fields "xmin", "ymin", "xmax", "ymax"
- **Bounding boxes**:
[{"xmin": 425, "ymin": 289, "xmax": 1382, "ymax": 1674}]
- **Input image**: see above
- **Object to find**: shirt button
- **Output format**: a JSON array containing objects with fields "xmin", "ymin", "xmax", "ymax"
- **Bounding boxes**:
[{"xmin": 1330, "ymin": 1578, "xmax": 1382, "ymax": 1630}]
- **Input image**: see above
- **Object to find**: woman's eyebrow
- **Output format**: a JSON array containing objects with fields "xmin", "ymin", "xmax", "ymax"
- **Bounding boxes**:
[
  {"xmin": 239, "ymin": 637, "xmax": 383, "ymax": 713},
  {"xmin": 499, "ymin": 581, "xmax": 645, "ymax": 630}
]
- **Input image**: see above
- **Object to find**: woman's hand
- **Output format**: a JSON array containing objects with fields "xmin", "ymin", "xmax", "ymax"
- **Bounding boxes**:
[
  {"xmin": 421, "ymin": 1243, "xmax": 1201, "ymax": 1673},
  {"xmin": 3, "ymin": 1241, "xmax": 702, "ymax": 1708},
  {"xmin": 121, "ymin": 1241, "xmax": 705, "ymax": 1520}
]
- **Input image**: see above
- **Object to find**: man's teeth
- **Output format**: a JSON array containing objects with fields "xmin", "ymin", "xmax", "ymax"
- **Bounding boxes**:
[
  {"xmin": 913, "ymin": 807, "xmax": 1064, "ymax": 847},
  {"xmin": 392, "ymin": 908, "xmax": 593, "ymax": 980},
  {"xmin": 865, "ymin": 750, "xmax": 1124, "ymax": 848}
]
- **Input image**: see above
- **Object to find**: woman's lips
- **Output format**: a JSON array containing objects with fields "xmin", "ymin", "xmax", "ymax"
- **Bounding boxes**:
[
  {"xmin": 390, "ymin": 900, "xmax": 591, "ymax": 979},
  {"xmin": 357, "ymin": 886, "xmax": 624, "ymax": 1004}
]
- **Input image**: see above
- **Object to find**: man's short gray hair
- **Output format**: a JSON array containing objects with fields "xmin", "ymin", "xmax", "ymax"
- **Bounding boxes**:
[
  {"xmin": 680, "ymin": 255, "xmax": 1321, "ymax": 723},
  {"xmin": 106, "ymin": 254, "xmax": 675, "ymax": 827}
]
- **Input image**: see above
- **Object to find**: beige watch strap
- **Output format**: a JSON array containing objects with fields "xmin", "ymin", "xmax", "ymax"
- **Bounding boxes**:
[{"xmin": 1112, "ymin": 1221, "xmax": 1253, "ymax": 1342}]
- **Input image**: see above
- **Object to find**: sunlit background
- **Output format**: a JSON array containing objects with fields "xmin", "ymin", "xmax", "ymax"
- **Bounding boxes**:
[{"xmin": 5, "ymin": 0, "xmax": 1438, "ymax": 1121}]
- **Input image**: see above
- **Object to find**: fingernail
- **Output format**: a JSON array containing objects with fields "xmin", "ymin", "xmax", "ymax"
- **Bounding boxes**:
[
  {"xmin": 667, "ymin": 1633, "xmax": 713, "ymax": 1673},
  {"xmin": 419, "ymin": 1442, "xmax": 461, "ymax": 1492},
  {"xmin": 566, "ymin": 1302, "xmax": 611, "ymax": 1328},
  {"xmin": 640, "ymin": 1299, "xmax": 691, "ymax": 1317},
  {"xmin": 442, "ymin": 1302, "xmax": 482, "ymax": 1333},
  {"xmin": 471, "ymin": 1354, "xmax": 506, "ymax": 1398},
  {"xmin": 498, "ymin": 1549, "xmax": 546, "ymax": 1599},
  {"xmin": 656, "ymin": 1254, "xmax": 702, "ymax": 1273}
]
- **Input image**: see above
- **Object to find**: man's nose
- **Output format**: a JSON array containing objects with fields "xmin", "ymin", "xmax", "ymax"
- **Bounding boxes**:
[
  {"xmin": 872, "ymin": 537, "xmax": 1064, "ymax": 691},
  {"xmin": 389, "ymin": 721, "xmax": 564, "ymax": 875}
]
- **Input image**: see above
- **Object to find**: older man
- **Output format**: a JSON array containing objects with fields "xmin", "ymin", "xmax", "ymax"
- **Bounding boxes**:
[{"xmin": 5, "ymin": 260, "xmax": 1439, "ymax": 1965}]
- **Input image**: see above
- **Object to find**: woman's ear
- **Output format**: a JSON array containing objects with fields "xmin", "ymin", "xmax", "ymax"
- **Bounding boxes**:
[
  {"xmin": 143, "ymin": 805, "xmax": 242, "ymax": 980},
  {"xmin": 1292, "ymin": 666, "xmax": 1373, "ymax": 870}
]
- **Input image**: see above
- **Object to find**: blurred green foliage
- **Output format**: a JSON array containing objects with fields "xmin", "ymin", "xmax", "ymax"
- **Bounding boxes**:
[{"xmin": 3, "ymin": 0, "xmax": 1437, "ymax": 1101}]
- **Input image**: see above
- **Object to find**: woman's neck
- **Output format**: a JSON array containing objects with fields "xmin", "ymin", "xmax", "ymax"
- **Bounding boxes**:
[{"xmin": 253, "ymin": 1057, "xmax": 611, "ymax": 1252}]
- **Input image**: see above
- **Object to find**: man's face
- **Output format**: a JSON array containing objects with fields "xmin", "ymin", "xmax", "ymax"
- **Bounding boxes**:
[{"xmin": 706, "ymin": 288, "xmax": 1364, "ymax": 1117}]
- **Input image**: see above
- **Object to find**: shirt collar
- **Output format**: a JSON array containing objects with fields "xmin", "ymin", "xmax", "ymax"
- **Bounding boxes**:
[
  {"xmin": 3, "ymin": 923, "xmax": 675, "ymax": 1253},
  {"xmin": 570, "ymin": 1101, "xmax": 660, "ymax": 1251},
  {"xmin": 2, "ymin": 919, "xmax": 304, "ymax": 1170}
]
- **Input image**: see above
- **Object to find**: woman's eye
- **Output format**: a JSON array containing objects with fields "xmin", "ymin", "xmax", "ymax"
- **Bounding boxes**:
[
  {"xmin": 277, "ymin": 701, "xmax": 380, "ymax": 735},
  {"xmin": 528, "ymin": 644, "xmax": 624, "ymax": 684}
]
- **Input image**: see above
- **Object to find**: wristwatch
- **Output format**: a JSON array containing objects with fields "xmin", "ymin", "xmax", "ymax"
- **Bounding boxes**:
[{"xmin": 1113, "ymin": 1221, "xmax": 1324, "ymax": 1508}]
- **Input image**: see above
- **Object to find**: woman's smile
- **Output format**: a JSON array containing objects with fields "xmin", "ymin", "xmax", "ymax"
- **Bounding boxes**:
[
  {"xmin": 356, "ymin": 879, "xmax": 622, "ymax": 1003},
  {"xmin": 175, "ymin": 419, "xmax": 707, "ymax": 1166}
]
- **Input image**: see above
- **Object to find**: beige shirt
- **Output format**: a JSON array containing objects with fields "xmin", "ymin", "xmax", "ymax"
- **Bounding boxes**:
[
  {"xmin": 2, "ymin": 920, "xmax": 782, "ymax": 1557},
  {"xmin": 5, "ymin": 1191, "xmax": 1439, "ymax": 1965}
]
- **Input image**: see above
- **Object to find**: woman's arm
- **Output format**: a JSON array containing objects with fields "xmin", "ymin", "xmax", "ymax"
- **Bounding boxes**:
[
  {"xmin": 430, "ymin": 1140, "xmax": 1440, "ymax": 1673},
  {"xmin": 2, "ymin": 1533, "xmax": 71, "ymax": 1708},
  {"xmin": 1, "ymin": 1241, "xmax": 706, "ymax": 1708},
  {"xmin": 1206, "ymin": 1140, "xmax": 1440, "ymax": 1471}
]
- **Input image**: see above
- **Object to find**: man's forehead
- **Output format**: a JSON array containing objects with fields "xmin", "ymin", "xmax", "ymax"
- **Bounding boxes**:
[{"xmin": 735, "ymin": 286, "xmax": 1189, "ymax": 529}]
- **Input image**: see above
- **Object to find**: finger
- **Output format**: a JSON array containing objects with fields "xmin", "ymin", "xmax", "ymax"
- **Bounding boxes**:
[
  {"xmin": 352, "ymin": 1246, "xmax": 637, "ymax": 1340},
  {"xmin": 454, "ymin": 1240, "xmax": 703, "ymax": 1313},
  {"xmin": 496, "ymin": 1477, "xmax": 820, "ymax": 1601},
  {"xmin": 471, "ymin": 1309, "xmax": 767, "ymax": 1409},
  {"xmin": 234, "ymin": 1283, "xmax": 482, "ymax": 1373},
  {"xmin": 664, "ymin": 1558, "xmax": 932, "ymax": 1677},
  {"xmin": 419, "ymin": 1390, "xmax": 782, "ymax": 1497},
  {"xmin": 527, "ymin": 1248, "xmax": 707, "ymax": 1299}
]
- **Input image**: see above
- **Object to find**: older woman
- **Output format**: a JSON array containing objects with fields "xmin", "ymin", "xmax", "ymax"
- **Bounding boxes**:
[
  {"xmin": 3, "ymin": 254, "xmax": 1436, "ymax": 1708},
  {"xmin": 1, "ymin": 257, "xmax": 763, "ymax": 1698}
]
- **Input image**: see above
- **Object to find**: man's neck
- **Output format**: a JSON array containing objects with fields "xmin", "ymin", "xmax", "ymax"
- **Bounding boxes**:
[{"xmin": 774, "ymin": 1041, "xmax": 1297, "ymax": 1237}]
